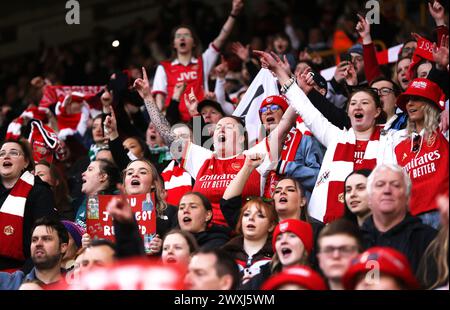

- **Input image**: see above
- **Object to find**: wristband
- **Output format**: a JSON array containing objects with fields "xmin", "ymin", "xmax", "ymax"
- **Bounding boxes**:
[
  {"xmin": 230, "ymin": 14, "xmax": 238, "ymax": 18},
  {"xmin": 280, "ymin": 76, "xmax": 297, "ymax": 95}
]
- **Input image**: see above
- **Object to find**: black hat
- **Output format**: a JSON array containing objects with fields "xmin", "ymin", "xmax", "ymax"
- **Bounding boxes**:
[{"xmin": 197, "ymin": 99, "xmax": 225, "ymax": 116}]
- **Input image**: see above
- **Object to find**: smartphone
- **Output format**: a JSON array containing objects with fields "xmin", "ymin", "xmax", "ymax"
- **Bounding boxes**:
[{"xmin": 311, "ymin": 71, "xmax": 327, "ymax": 90}]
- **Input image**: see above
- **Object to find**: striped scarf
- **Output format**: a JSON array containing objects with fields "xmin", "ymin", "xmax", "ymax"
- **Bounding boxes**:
[
  {"xmin": 6, "ymin": 107, "xmax": 48, "ymax": 140},
  {"xmin": 161, "ymin": 160, "xmax": 193, "ymax": 206},
  {"xmin": 0, "ymin": 171, "xmax": 35, "ymax": 261},
  {"xmin": 309, "ymin": 126, "xmax": 382, "ymax": 223},
  {"xmin": 28, "ymin": 120, "xmax": 65, "ymax": 164},
  {"xmin": 264, "ymin": 117, "xmax": 312, "ymax": 197}
]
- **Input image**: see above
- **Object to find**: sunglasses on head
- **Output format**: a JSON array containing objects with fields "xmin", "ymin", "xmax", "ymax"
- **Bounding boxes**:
[{"xmin": 245, "ymin": 196, "xmax": 274, "ymax": 204}]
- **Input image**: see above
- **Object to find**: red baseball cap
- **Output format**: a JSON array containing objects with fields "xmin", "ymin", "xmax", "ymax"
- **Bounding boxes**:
[
  {"xmin": 261, "ymin": 265, "xmax": 327, "ymax": 290},
  {"xmin": 260, "ymin": 95, "xmax": 289, "ymax": 114},
  {"xmin": 342, "ymin": 247, "xmax": 420, "ymax": 290},
  {"xmin": 272, "ymin": 219, "xmax": 313, "ymax": 254},
  {"xmin": 396, "ymin": 78, "xmax": 446, "ymax": 112}
]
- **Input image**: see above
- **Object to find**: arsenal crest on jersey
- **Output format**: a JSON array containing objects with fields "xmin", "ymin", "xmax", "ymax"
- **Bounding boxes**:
[{"xmin": 4, "ymin": 225, "xmax": 14, "ymax": 236}]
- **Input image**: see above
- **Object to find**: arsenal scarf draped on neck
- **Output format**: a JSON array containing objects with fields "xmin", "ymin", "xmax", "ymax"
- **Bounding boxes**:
[
  {"xmin": 311, "ymin": 126, "xmax": 382, "ymax": 223},
  {"xmin": 0, "ymin": 171, "xmax": 35, "ymax": 262}
]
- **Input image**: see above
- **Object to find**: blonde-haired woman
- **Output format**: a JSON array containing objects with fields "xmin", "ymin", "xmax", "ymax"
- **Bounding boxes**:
[
  {"xmin": 122, "ymin": 159, "xmax": 178, "ymax": 253},
  {"xmin": 394, "ymin": 78, "xmax": 448, "ymax": 229}
]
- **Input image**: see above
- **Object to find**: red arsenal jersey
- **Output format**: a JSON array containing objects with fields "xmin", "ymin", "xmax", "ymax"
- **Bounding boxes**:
[
  {"xmin": 395, "ymin": 132, "xmax": 449, "ymax": 216},
  {"xmin": 182, "ymin": 142, "xmax": 272, "ymax": 227},
  {"xmin": 160, "ymin": 58, "xmax": 205, "ymax": 122},
  {"xmin": 152, "ymin": 44, "xmax": 220, "ymax": 122}
]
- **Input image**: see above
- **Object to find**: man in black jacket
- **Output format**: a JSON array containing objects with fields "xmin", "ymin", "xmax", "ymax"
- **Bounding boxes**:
[{"xmin": 361, "ymin": 164, "xmax": 437, "ymax": 274}]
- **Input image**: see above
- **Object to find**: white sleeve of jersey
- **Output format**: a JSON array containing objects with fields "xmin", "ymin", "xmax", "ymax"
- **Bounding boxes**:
[
  {"xmin": 202, "ymin": 44, "xmax": 220, "ymax": 91},
  {"xmin": 151, "ymin": 64, "xmax": 168, "ymax": 95},
  {"xmin": 182, "ymin": 142, "xmax": 214, "ymax": 180}
]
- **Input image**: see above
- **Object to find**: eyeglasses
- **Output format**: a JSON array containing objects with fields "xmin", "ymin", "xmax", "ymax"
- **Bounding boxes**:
[
  {"xmin": 259, "ymin": 105, "xmax": 281, "ymax": 114},
  {"xmin": 376, "ymin": 87, "xmax": 394, "ymax": 97},
  {"xmin": 175, "ymin": 33, "xmax": 192, "ymax": 39},
  {"xmin": 0, "ymin": 150, "xmax": 23, "ymax": 159},
  {"xmin": 320, "ymin": 245, "xmax": 359, "ymax": 257}
]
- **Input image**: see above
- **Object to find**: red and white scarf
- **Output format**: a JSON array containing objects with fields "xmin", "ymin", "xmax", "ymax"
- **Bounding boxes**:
[
  {"xmin": 28, "ymin": 120, "xmax": 65, "ymax": 164},
  {"xmin": 161, "ymin": 160, "xmax": 193, "ymax": 206},
  {"xmin": 39, "ymin": 85, "xmax": 105, "ymax": 109},
  {"xmin": 0, "ymin": 171, "xmax": 35, "ymax": 262},
  {"xmin": 309, "ymin": 126, "xmax": 383, "ymax": 223},
  {"xmin": 6, "ymin": 107, "xmax": 48, "ymax": 140},
  {"xmin": 264, "ymin": 117, "xmax": 312, "ymax": 197}
]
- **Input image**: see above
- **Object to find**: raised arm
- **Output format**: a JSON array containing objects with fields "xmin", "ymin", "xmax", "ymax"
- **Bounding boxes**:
[
  {"xmin": 356, "ymin": 13, "xmax": 382, "ymax": 83},
  {"xmin": 134, "ymin": 67, "xmax": 177, "ymax": 147},
  {"xmin": 214, "ymin": 57, "xmax": 235, "ymax": 115},
  {"xmin": 223, "ymin": 153, "xmax": 264, "ymax": 200},
  {"xmin": 104, "ymin": 108, "xmax": 132, "ymax": 171},
  {"xmin": 429, "ymin": 0, "xmax": 446, "ymax": 27},
  {"xmin": 253, "ymin": 50, "xmax": 297, "ymax": 161},
  {"xmin": 212, "ymin": 0, "xmax": 244, "ymax": 49},
  {"xmin": 253, "ymin": 50, "xmax": 340, "ymax": 148}
]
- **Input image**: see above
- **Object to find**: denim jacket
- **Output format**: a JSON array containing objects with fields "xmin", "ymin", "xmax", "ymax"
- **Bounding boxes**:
[
  {"xmin": 0, "ymin": 268, "xmax": 41, "ymax": 290},
  {"xmin": 276, "ymin": 135, "xmax": 325, "ymax": 201}
]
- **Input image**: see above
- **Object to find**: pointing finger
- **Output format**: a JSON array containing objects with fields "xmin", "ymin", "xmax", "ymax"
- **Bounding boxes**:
[{"xmin": 142, "ymin": 67, "xmax": 148, "ymax": 82}]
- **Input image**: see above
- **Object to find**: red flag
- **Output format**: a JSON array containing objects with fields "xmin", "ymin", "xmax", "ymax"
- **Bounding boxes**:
[{"xmin": 408, "ymin": 35, "xmax": 435, "ymax": 79}]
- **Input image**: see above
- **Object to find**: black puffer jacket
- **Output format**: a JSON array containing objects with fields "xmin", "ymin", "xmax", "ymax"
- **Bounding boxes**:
[
  {"xmin": 222, "ymin": 236, "xmax": 273, "ymax": 290},
  {"xmin": 361, "ymin": 214, "xmax": 437, "ymax": 273},
  {"xmin": 222, "ymin": 236, "xmax": 273, "ymax": 268},
  {"xmin": 193, "ymin": 224, "xmax": 231, "ymax": 250}
]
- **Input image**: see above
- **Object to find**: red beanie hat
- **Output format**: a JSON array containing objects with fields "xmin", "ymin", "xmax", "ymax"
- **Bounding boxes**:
[
  {"xmin": 260, "ymin": 95, "xmax": 289, "ymax": 115},
  {"xmin": 396, "ymin": 78, "xmax": 446, "ymax": 112},
  {"xmin": 272, "ymin": 219, "xmax": 313, "ymax": 254},
  {"xmin": 262, "ymin": 265, "xmax": 327, "ymax": 290},
  {"xmin": 342, "ymin": 247, "xmax": 419, "ymax": 290}
]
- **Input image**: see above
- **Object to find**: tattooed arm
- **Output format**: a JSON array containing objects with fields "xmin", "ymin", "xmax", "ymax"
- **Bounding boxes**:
[
  {"xmin": 143, "ymin": 98, "xmax": 176, "ymax": 146},
  {"xmin": 134, "ymin": 67, "xmax": 185, "ymax": 156}
]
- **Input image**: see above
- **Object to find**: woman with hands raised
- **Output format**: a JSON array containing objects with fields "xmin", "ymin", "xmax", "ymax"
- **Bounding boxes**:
[
  {"xmin": 253, "ymin": 50, "xmax": 392, "ymax": 224},
  {"xmin": 135, "ymin": 66, "xmax": 297, "ymax": 228},
  {"xmin": 152, "ymin": 0, "xmax": 244, "ymax": 122}
]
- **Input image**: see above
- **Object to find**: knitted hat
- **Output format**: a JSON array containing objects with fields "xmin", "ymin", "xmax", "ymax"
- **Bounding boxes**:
[
  {"xmin": 342, "ymin": 247, "xmax": 419, "ymax": 290},
  {"xmin": 259, "ymin": 95, "xmax": 289, "ymax": 118},
  {"xmin": 61, "ymin": 220, "xmax": 85, "ymax": 248},
  {"xmin": 348, "ymin": 44, "xmax": 363, "ymax": 56},
  {"xmin": 261, "ymin": 266, "xmax": 327, "ymax": 290},
  {"xmin": 396, "ymin": 78, "xmax": 446, "ymax": 112},
  {"xmin": 272, "ymin": 219, "xmax": 313, "ymax": 254}
]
